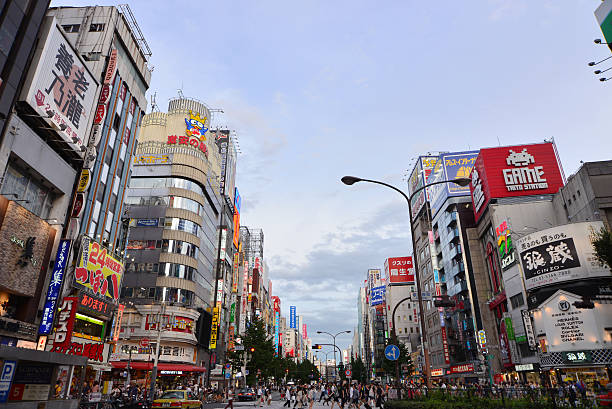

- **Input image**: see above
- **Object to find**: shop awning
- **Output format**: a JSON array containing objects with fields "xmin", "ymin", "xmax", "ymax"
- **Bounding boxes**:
[{"xmin": 110, "ymin": 362, "xmax": 206, "ymax": 372}]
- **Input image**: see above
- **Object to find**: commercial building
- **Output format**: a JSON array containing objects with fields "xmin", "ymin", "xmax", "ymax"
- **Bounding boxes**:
[{"xmin": 114, "ymin": 96, "xmax": 224, "ymax": 386}]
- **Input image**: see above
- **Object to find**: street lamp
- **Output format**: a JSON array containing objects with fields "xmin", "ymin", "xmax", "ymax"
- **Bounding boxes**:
[
  {"xmin": 316, "ymin": 330, "xmax": 350, "ymax": 381},
  {"xmin": 341, "ymin": 175, "xmax": 470, "ymax": 388}
]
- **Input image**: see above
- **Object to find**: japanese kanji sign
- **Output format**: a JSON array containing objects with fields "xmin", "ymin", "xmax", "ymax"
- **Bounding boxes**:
[
  {"xmin": 517, "ymin": 221, "xmax": 610, "ymax": 290},
  {"xmin": 74, "ymin": 237, "xmax": 123, "ymax": 301},
  {"xmin": 385, "ymin": 256, "xmax": 415, "ymax": 284},
  {"xmin": 39, "ymin": 239, "xmax": 71, "ymax": 335},
  {"xmin": 78, "ymin": 292, "xmax": 111, "ymax": 317},
  {"xmin": 370, "ymin": 285, "xmax": 385, "ymax": 306},
  {"xmin": 23, "ymin": 20, "xmax": 97, "ymax": 155}
]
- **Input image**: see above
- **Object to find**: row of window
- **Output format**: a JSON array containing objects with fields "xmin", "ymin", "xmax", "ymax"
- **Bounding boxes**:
[
  {"xmin": 122, "ymin": 286, "xmax": 196, "ymax": 306},
  {"xmin": 62, "ymin": 23, "xmax": 106, "ymax": 33},
  {"xmin": 130, "ymin": 177, "xmax": 207, "ymax": 199},
  {"xmin": 126, "ymin": 195, "xmax": 206, "ymax": 218},
  {"xmin": 126, "ymin": 239, "xmax": 198, "ymax": 258},
  {"xmin": 1, "ymin": 164, "xmax": 55, "ymax": 219}
]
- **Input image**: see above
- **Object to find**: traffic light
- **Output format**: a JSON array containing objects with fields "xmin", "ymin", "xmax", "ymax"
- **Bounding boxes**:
[
  {"xmin": 250, "ymin": 347, "xmax": 256, "ymax": 352},
  {"xmin": 313, "ymin": 344, "xmax": 322, "ymax": 349}
]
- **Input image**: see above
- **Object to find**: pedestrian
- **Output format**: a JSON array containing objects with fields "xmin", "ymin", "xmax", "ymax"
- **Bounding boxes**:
[
  {"xmin": 568, "ymin": 382, "xmax": 577, "ymax": 407},
  {"xmin": 308, "ymin": 386, "xmax": 315, "ymax": 409},
  {"xmin": 257, "ymin": 385, "xmax": 263, "ymax": 407},
  {"xmin": 296, "ymin": 387, "xmax": 303, "ymax": 409},
  {"xmin": 284, "ymin": 385, "xmax": 292, "ymax": 407},
  {"xmin": 224, "ymin": 387, "xmax": 234, "ymax": 409},
  {"xmin": 267, "ymin": 386, "xmax": 273, "ymax": 406}
]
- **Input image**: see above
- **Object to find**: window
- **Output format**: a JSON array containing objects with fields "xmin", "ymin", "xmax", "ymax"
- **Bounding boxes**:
[
  {"xmin": 113, "ymin": 175, "xmax": 120, "ymax": 196},
  {"xmin": 101, "ymin": 163, "xmax": 109, "ymax": 184},
  {"xmin": 485, "ymin": 242, "xmax": 503, "ymax": 294},
  {"xmin": 162, "ymin": 239, "xmax": 198, "ymax": 258},
  {"xmin": 105, "ymin": 211, "xmax": 114, "ymax": 233},
  {"xmin": 1, "ymin": 163, "xmax": 55, "ymax": 219},
  {"xmin": 577, "ymin": 190, "xmax": 581, "ymax": 197},
  {"xmin": 164, "ymin": 217, "xmax": 200, "ymax": 236},
  {"xmin": 89, "ymin": 23, "xmax": 105, "ymax": 32},
  {"xmin": 510, "ymin": 293, "xmax": 524, "ymax": 309},
  {"xmin": 62, "ymin": 24, "xmax": 80, "ymax": 33},
  {"xmin": 88, "ymin": 222, "xmax": 97, "ymax": 237}
]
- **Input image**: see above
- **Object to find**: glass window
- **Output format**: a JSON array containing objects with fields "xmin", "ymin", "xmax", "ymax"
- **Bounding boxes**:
[
  {"xmin": 510, "ymin": 293, "xmax": 524, "ymax": 309},
  {"xmin": 92, "ymin": 200, "xmax": 102, "ymax": 221},
  {"xmin": 88, "ymin": 221, "xmax": 97, "ymax": 237},
  {"xmin": 105, "ymin": 211, "xmax": 114, "ymax": 233},
  {"xmin": 1, "ymin": 166, "xmax": 28, "ymax": 198},
  {"xmin": 120, "ymin": 143, "xmax": 127, "ymax": 162},
  {"xmin": 108, "ymin": 128, "xmax": 117, "ymax": 149},
  {"xmin": 164, "ymin": 217, "xmax": 200, "ymax": 236},
  {"xmin": 101, "ymin": 163, "xmax": 109, "ymax": 184},
  {"xmin": 89, "ymin": 23, "xmax": 105, "ymax": 32},
  {"xmin": 113, "ymin": 175, "xmax": 120, "ymax": 196}
]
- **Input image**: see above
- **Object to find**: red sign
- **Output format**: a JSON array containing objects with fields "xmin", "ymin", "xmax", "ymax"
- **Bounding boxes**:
[
  {"xmin": 79, "ymin": 293, "xmax": 110, "ymax": 316},
  {"xmin": 450, "ymin": 363, "xmax": 474, "ymax": 374},
  {"xmin": 271, "ymin": 296, "xmax": 280, "ymax": 312},
  {"xmin": 99, "ymin": 84, "xmax": 110, "ymax": 103},
  {"xmin": 94, "ymin": 104, "xmax": 106, "ymax": 124},
  {"xmin": 470, "ymin": 142, "xmax": 564, "ymax": 222},
  {"xmin": 71, "ymin": 193, "xmax": 84, "ymax": 218},
  {"xmin": 53, "ymin": 297, "xmax": 78, "ymax": 350},
  {"xmin": 385, "ymin": 257, "xmax": 415, "ymax": 284},
  {"xmin": 441, "ymin": 327, "xmax": 450, "ymax": 364},
  {"xmin": 112, "ymin": 304, "xmax": 124, "ymax": 342},
  {"xmin": 104, "ymin": 49, "xmax": 117, "ymax": 84},
  {"xmin": 167, "ymin": 134, "xmax": 208, "ymax": 158},
  {"xmin": 51, "ymin": 339, "xmax": 105, "ymax": 362},
  {"xmin": 139, "ymin": 338, "xmax": 150, "ymax": 347},
  {"xmin": 431, "ymin": 368, "xmax": 445, "ymax": 377}
]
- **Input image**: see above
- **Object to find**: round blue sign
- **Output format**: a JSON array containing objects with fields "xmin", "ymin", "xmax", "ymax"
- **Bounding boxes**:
[{"xmin": 385, "ymin": 344, "xmax": 400, "ymax": 361}]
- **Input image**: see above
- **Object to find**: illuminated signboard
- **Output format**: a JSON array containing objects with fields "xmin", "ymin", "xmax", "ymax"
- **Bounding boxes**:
[
  {"xmin": 427, "ymin": 151, "xmax": 478, "ymax": 218},
  {"xmin": 290, "ymin": 306, "xmax": 296, "ymax": 329},
  {"xmin": 74, "ymin": 237, "xmax": 123, "ymax": 301},
  {"xmin": 39, "ymin": 239, "xmax": 71, "ymax": 335},
  {"xmin": 233, "ymin": 188, "xmax": 241, "ymax": 248},
  {"xmin": 385, "ymin": 257, "xmax": 415, "ymax": 284},
  {"xmin": 370, "ymin": 286, "xmax": 385, "ymax": 306},
  {"xmin": 209, "ymin": 307, "xmax": 219, "ymax": 349},
  {"xmin": 470, "ymin": 143, "xmax": 564, "ymax": 222},
  {"xmin": 495, "ymin": 220, "xmax": 516, "ymax": 271}
]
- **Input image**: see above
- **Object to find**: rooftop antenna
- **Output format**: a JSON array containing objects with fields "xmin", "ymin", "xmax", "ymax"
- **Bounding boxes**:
[
  {"xmin": 177, "ymin": 88, "xmax": 184, "ymax": 99},
  {"xmin": 150, "ymin": 92, "xmax": 159, "ymax": 112},
  {"xmin": 496, "ymin": 136, "xmax": 501, "ymax": 146}
]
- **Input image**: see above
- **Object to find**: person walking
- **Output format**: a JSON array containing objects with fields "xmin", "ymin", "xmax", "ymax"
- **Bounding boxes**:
[
  {"xmin": 284, "ymin": 385, "xmax": 292, "ymax": 407},
  {"xmin": 224, "ymin": 387, "xmax": 235, "ymax": 409},
  {"xmin": 308, "ymin": 386, "xmax": 316, "ymax": 409}
]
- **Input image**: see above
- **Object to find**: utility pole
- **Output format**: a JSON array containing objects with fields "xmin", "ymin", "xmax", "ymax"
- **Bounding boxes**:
[{"xmin": 149, "ymin": 302, "xmax": 166, "ymax": 400}]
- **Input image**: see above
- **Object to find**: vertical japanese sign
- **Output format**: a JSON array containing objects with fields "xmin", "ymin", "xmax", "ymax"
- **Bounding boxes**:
[
  {"xmin": 24, "ymin": 19, "xmax": 97, "ymax": 155},
  {"xmin": 39, "ymin": 239, "xmax": 71, "ymax": 334},
  {"xmin": 385, "ymin": 257, "xmax": 415, "ymax": 284},
  {"xmin": 232, "ymin": 253, "xmax": 240, "ymax": 293},
  {"xmin": 496, "ymin": 220, "xmax": 516, "ymax": 271},
  {"xmin": 209, "ymin": 307, "xmax": 220, "ymax": 349},
  {"xmin": 274, "ymin": 311, "xmax": 280, "ymax": 354},
  {"xmin": 51, "ymin": 297, "xmax": 78, "ymax": 351},
  {"xmin": 370, "ymin": 286, "xmax": 386, "ymax": 306},
  {"xmin": 441, "ymin": 327, "xmax": 450, "ymax": 364},
  {"xmin": 233, "ymin": 188, "xmax": 241, "ymax": 248},
  {"xmin": 112, "ymin": 304, "xmax": 125, "ymax": 342},
  {"xmin": 290, "ymin": 306, "xmax": 297, "ymax": 329},
  {"xmin": 213, "ymin": 130, "xmax": 230, "ymax": 196}
]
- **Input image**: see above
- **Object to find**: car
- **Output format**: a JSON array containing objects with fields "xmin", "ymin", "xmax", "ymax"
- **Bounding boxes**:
[
  {"xmin": 237, "ymin": 388, "xmax": 256, "ymax": 401},
  {"xmin": 152, "ymin": 390, "xmax": 202, "ymax": 408}
]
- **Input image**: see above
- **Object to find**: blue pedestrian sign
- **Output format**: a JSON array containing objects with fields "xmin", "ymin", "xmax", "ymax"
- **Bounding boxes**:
[
  {"xmin": 385, "ymin": 345, "xmax": 400, "ymax": 361},
  {"xmin": 225, "ymin": 371, "xmax": 231, "ymax": 379}
]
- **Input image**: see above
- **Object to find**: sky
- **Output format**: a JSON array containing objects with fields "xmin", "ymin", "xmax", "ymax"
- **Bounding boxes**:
[{"xmin": 52, "ymin": 0, "xmax": 612, "ymax": 354}]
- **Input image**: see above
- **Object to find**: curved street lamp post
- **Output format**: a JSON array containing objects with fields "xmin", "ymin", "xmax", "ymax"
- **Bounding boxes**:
[
  {"xmin": 341, "ymin": 175, "xmax": 470, "ymax": 388},
  {"xmin": 316, "ymin": 330, "xmax": 351, "ymax": 381}
]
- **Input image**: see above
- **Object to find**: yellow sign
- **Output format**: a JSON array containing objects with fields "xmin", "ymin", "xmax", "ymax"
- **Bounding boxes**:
[
  {"xmin": 76, "ymin": 169, "xmax": 91, "ymax": 193},
  {"xmin": 209, "ymin": 306, "xmax": 219, "ymax": 349},
  {"xmin": 75, "ymin": 238, "xmax": 124, "ymax": 301},
  {"xmin": 133, "ymin": 154, "xmax": 171, "ymax": 165}
]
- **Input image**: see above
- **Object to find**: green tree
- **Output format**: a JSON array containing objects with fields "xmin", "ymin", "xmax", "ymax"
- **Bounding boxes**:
[
  {"xmin": 381, "ymin": 340, "xmax": 413, "ymax": 380},
  {"xmin": 350, "ymin": 356, "xmax": 367, "ymax": 383},
  {"xmin": 226, "ymin": 318, "xmax": 276, "ymax": 385},
  {"xmin": 591, "ymin": 226, "xmax": 612, "ymax": 270}
]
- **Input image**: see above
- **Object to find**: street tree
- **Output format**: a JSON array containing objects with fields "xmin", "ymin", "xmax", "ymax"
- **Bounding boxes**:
[{"xmin": 591, "ymin": 226, "xmax": 612, "ymax": 270}]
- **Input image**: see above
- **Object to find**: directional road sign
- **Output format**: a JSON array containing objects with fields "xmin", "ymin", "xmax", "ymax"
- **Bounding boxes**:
[
  {"xmin": 385, "ymin": 344, "xmax": 400, "ymax": 361},
  {"xmin": 345, "ymin": 369, "xmax": 352, "ymax": 378}
]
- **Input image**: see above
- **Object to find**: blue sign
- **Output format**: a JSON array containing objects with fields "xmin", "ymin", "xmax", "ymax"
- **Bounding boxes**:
[
  {"xmin": 225, "ymin": 371, "xmax": 231, "ymax": 379},
  {"xmin": 0, "ymin": 360, "xmax": 17, "ymax": 403},
  {"xmin": 370, "ymin": 286, "xmax": 386, "ymax": 306},
  {"xmin": 290, "ymin": 306, "xmax": 296, "ymax": 329},
  {"xmin": 136, "ymin": 218, "xmax": 159, "ymax": 227},
  {"xmin": 385, "ymin": 345, "xmax": 400, "ymax": 361},
  {"xmin": 39, "ymin": 239, "xmax": 71, "ymax": 335},
  {"xmin": 427, "ymin": 151, "xmax": 479, "ymax": 218},
  {"xmin": 234, "ymin": 187, "xmax": 241, "ymax": 214}
]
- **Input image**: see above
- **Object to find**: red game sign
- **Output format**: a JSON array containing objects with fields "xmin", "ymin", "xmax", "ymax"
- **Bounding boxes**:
[
  {"xmin": 385, "ymin": 257, "xmax": 415, "ymax": 284},
  {"xmin": 470, "ymin": 142, "xmax": 564, "ymax": 222}
]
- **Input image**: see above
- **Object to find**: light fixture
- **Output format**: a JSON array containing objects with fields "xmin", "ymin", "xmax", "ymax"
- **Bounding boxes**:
[
  {"xmin": 75, "ymin": 313, "xmax": 104, "ymax": 325},
  {"xmin": 59, "ymin": 123, "xmax": 67, "ymax": 131}
]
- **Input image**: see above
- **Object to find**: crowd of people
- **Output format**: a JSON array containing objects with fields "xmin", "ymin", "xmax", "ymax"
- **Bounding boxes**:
[{"xmin": 279, "ymin": 382, "xmax": 386, "ymax": 409}]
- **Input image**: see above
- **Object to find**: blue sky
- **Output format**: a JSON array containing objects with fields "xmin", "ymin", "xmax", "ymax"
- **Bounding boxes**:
[{"xmin": 53, "ymin": 0, "xmax": 612, "ymax": 353}]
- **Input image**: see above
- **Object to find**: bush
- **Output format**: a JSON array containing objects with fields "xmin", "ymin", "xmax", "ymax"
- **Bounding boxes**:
[{"xmin": 383, "ymin": 394, "xmax": 557, "ymax": 409}]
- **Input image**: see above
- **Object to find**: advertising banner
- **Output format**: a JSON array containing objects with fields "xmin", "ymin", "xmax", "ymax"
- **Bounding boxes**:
[
  {"xmin": 39, "ymin": 239, "xmax": 71, "ymax": 335},
  {"xmin": 450, "ymin": 363, "xmax": 474, "ymax": 374},
  {"xmin": 232, "ymin": 253, "xmax": 240, "ymax": 293},
  {"xmin": 368, "ymin": 269, "xmax": 382, "ymax": 291},
  {"xmin": 74, "ymin": 237, "xmax": 123, "ymax": 301},
  {"xmin": 112, "ymin": 304, "xmax": 124, "ymax": 342},
  {"xmin": 495, "ymin": 221, "xmax": 516, "ymax": 271},
  {"xmin": 441, "ymin": 327, "xmax": 450, "ymax": 364},
  {"xmin": 408, "ymin": 156, "xmax": 438, "ymax": 220},
  {"xmin": 50, "ymin": 297, "xmax": 78, "ymax": 351},
  {"xmin": 385, "ymin": 257, "xmax": 415, "ymax": 284},
  {"xmin": 370, "ymin": 286, "xmax": 385, "ymax": 306},
  {"xmin": 428, "ymin": 151, "xmax": 478, "ymax": 218},
  {"xmin": 516, "ymin": 221, "xmax": 610, "ymax": 290},
  {"xmin": 209, "ymin": 307, "xmax": 220, "ymax": 349},
  {"xmin": 533, "ymin": 290, "xmax": 612, "ymax": 353},
  {"xmin": 233, "ymin": 188, "xmax": 241, "ymax": 248},
  {"xmin": 290, "ymin": 306, "xmax": 297, "ymax": 329},
  {"xmin": 23, "ymin": 19, "xmax": 98, "ymax": 155},
  {"xmin": 274, "ymin": 311, "xmax": 280, "ymax": 354},
  {"xmin": 470, "ymin": 142, "xmax": 564, "ymax": 222}
]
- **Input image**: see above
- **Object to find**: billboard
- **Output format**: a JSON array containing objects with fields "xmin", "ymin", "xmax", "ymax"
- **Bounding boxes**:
[
  {"xmin": 290, "ymin": 306, "xmax": 297, "ymax": 329},
  {"xmin": 22, "ymin": 19, "xmax": 98, "ymax": 155},
  {"xmin": 595, "ymin": 0, "xmax": 612, "ymax": 52},
  {"xmin": 427, "ymin": 151, "xmax": 478, "ymax": 218},
  {"xmin": 367, "ymin": 269, "xmax": 382, "ymax": 291},
  {"xmin": 370, "ymin": 286, "xmax": 385, "ymax": 306},
  {"xmin": 39, "ymin": 239, "xmax": 71, "ymax": 335},
  {"xmin": 384, "ymin": 257, "xmax": 415, "ymax": 284},
  {"xmin": 470, "ymin": 142, "xmax": 565, "ymax": 222},
  {"xmin": 74, "ymin": 237, "xmax": 123, "ymax": 301},
  {"xmin": 408, "ymin": 156, "xmax": 438, "ymax": 220},
  {"xmin": 233, "ymin": 188, "xmax": 241, "ymax": 248},
  {"xmin": 495, "ymin": 220, "xmax": 516, "ymax": 271},
  {"xmin": 516, "ymin": 221, "xmax": 610, "ymax": 291}
]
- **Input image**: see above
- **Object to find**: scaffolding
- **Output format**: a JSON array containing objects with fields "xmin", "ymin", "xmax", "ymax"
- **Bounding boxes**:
[{"xmin": 240, "ymin": 226, "xmax": 264, "ymax": 263}]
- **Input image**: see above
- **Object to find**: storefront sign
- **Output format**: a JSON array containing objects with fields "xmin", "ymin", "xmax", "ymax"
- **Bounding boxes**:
[
  {"xmin": 370, "ymin": 286, "xmax": 385, "ymax": 306},
  {"xmin": 470, "ymin": 142, "xmax": 564, "ymax": 222},
  {"xmin": 136, "ymin": 219, "xmax": 159, "ymax": 227},
  {"xmin": 78, "ymin": 293, "xmax": 111, "ymax": 316},
  {"xmin": 477, "ymin": 329, "xmax": 487, "ymax": 347},
  {"xmin": 94, "ymin": 104, "xmax": 105, "ymax": 124},
  {"xmin": 76, "ymin": 169, "xmax": 91, "ymax": 193},
  {"xmin": 441, "ymin": 327, "xmax": 450, "ymax": 364},
  {"xmin": 521, "ymin": 310, "xmax": 537, "ymax": 349},
  {"xmin": 133, "ymin": 154, "xmax": 171, "ymax": 165},
  {"xmin": 450, "ymin": 363, "xmax": 474, "ymax": 374},
  {"xmin": 209, "ymin": 307, "xmax": 220, "ymax": 349},
  {"xmin": 144, "ymin": 315, "xmax": 194, "ymax": 333},
  {"xmin": 495, "ymin": 221, "xmax": 516, "ymax": 271},
  {"xmin": 408, "ymin": 156, "xmax": 438, "ymax": 220},
  {"xmin": 232, "ymin": 253, "xmax": 240, "ymax": 293},
  {"xmin": 515, "ymin": 363, "xmax": 535, "ymax": 372},
  {"xmin": 563, "ymin": 351, "xmax": 592, "ymax": 364},
  {"xmin": 71, "ymin": 193, "xmax": 84, "ymax": 218},
  {"xmin": 0, "ymin": 360, "xmax": 17, "ymax": 403},
  {"xmin": 167, "ymin": 134, "xmax": 208, "ymax": 157},
  {"xmin": 104, "ymin": 49, "xmax": 117, "ymax": 84},
  {"xmin": 160, "ymin": 371, "xmax": 183, "ymax": 375},
  {"xmin": 24, "ymin": 21, "xmax": 98, "ymax": 154},
  {"xmin": 431, "ymin": 368, "xmax": 445, "ymax": 377},
  {"xmin": 385, "ymin": 256, "xmax": 415, "ymax": 284},
  {"xmin": 74, "ymin": 237, "xmax": 123, "ymax": 301},
  {"xmin": 51, "ymin": 339, "xmax": 106, "ymax": 362},
  {"xmin": 39, "ymin": 239, "xmax": 71, "ymax": 335},
  {"xmin": 51, "ymin": 296, "xmax": 78, "ymax": 351},
  {"xmin": 517, "ymin": 222, "xmax": 610, "ymax": 290},
  {"xmin": 112, "ymin": 304, "xmax": 124, "ymax": 342},
  {"xmin": 99, "ymin": 84, "xmax": 110, "ymax": 103}
]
